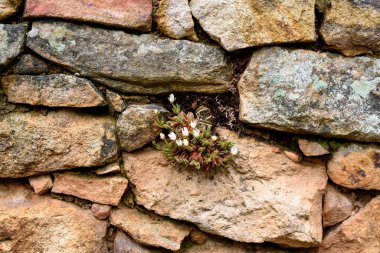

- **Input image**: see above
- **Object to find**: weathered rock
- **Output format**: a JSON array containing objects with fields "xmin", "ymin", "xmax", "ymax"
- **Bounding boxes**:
[
  {"xmin": 95, "ymin": 162, "xmax": 121, "ymax": 175},
  {"xmin": 0, "ymin": 86, "xmax": 29, "ymax": 115},
  {"xmin": 0, "ymin": 0, "xmax": 22, "ymax": 20},
  {"xmin": 190, "ymin": 0, "xmax": 316, "ymax": 51},
  {"xmin": 239, "ymin": 47, "xmax": 380, "ymax": 142},
  {"xmin": 28, "ymin": 174, "xmax": 53, "ymax": 195},
  {"xmin": 52, "ymin": 172, "xmax": 128, "ymax": 205},
  {"xmin": 317, "ymin": 195, "xmax": 380, "ymax": 253},
  {"xmin": 0, "ymin": 180, "xmax": 108, "ymax": 252},
  {"xmin": 189, "ymin": 229, "xmax": 208, "ymax": 245},
  {"xmin": 91, "ymin": 203, "xmax": 111, "ymax": 220},
  {"xmin": 106, "ymin": 90, "xmax": 127, "ymax": 113},
  {"xmin": 0, "ymin": 110, "xmax": 118, "ymax": 178},
  {"xmin": 284, "ymin": 150, "xmax": 303, "ymax": 162},
  {"xmin": 110, "ymin": 207, "xmax": 191, "ymax": 251},
  {"xmin": 186, "ymin": 238, "xmax": 246, "ymax": 253},
  {"xmin": 26, "ymin": 21, "xmax": 232, "ymax": 94},
  {"xmin": 15, "ymin": 54, "xmax": 49, "ymax": 74},
  {"xmin": 327, "ymin": 143, "xmax": 380, "ymax": 190},
  {"xmin": 117, "ymin": 104, "xmax": 167, "ymax": 152},
  {"xmin": 0, "ymin": 24, "xmax": 27, "ymax": 70},
  {"xmin": 156, "ymin": 0, "xmax": 198, "ymax": 41},
  {"xmin": 320, "ymin": 0, "xmax": 380, "ymax": 56},
  {"xmin": 24, "ymin": 0, "xmax": 152, "ymax": 31},
  {"xmin": 298, "ymin": 139, "xmax": 330, "ymax": 156},
  {"xmin": 123, "ymin": 128, "xmax": 328, "ymax": 247},
  {"xmin": 1, "ymin": 74, "xmax": 107, "ymax": 107},
  {"xmin": 114, "ymin": 230, "xmax": 165, "ymax": 253},
  {"xmin": 323, "ymin": 184, "xmax": 354, "ymax": 227}
]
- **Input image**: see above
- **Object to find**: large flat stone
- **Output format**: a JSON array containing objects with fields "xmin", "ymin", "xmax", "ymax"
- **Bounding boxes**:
[
  {"xmin": 0, "ymin": 0, "xmax": 22, "ymax": 20},
  {"xmin": 27, "ymin": 21, "xmax": 232, "ymax": 95},
  {"xmin": 0, "ymin": 110, "xmax": 118, "ymax": 178},
  {"xmin": 1, "ymin": 74, "xmax": 106, "ymax": 107},
  {"xmin": 190, "ymin": 0, "xmax": 316, "ymax": 51},
  {"xmin": 123, "ymin": 129, "xmax": 328, "ymax": 248},
  {"xmin": 0, "ymin": 24, "xmax": 27, "ymax": 70},
  {"xmin": 24, "ymin": 0, "xmax": 152, "ymax": 31},
  {"xmin": 239, "ymin": 47, "xmax": 380, "ymax": 142},
  {"xmin": 320, "ymin": 0, "xmax": 380, "ymax": 56},
  {"xmin": 0, "ymin": 180, "xmax": 108, "ymax": 253}
]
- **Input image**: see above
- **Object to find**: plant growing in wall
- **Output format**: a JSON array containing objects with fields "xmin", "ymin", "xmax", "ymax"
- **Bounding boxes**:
[{"xmin": 153, "ymin": 94, "xmax": 238, "ymax": 171}]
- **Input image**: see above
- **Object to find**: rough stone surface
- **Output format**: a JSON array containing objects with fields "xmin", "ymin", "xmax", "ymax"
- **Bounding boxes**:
[
  {"xmin": 117, "ymin": 104, "xmax": 167, "ymax": 152},
  {"xmin": 323, "ymin": 184, "xmax": 354, "ymax": 227},
  {"xmin": 0, "ymin": 110, "xmax": 118, "ymax": 178},
  {"xmin": 298, "ymin": 139, "xmax": 330, "ymax": 156},
  {"xmin": 189, "ymin": 229, "xmax": 208, "ymax": 245},
  {"xmin": 114, "ymin": 230, "xmax": 165, "ymax": 253},
  {"xmin": 190, "ymin": 0, "xmax": 316, "ymax": 51},
  {"xmin": 239, "ymin": 47, "xmax": 380, "ymax": 142},
  {"xmin": 1, "ymin": 74, "xmax": 107, "ymax": 107},
  {"xmin": 0, "ymin": 180, "xmax": 108, "ymax": 253},
  {"xmin": 0, "ymin": 0, "xmax": 22, "ymax": 20},
  {"xmin": 186, "ymin": 238, "xmax": 246, "ymax": 253},
  {"xmin": 317, "ymin": 195, "xmax": 380, "ymax": 253},
  {"xmin": 24, "ymin": 0, "xmax": 152, "ymax": 31},
  {"xmin": 26, "ymin": 21, "xmax": 232, "ymax": 94},
  {"xmin": 91, "ymin": 203, "xmax": 111, "ymax": 220},
  {"xmin": 52, "ymin": 172, "xmax": 128, "ymax": 205},
  {"xmin": 320, "ymin": 0, "xmax": 380, "ymax": 56},
  {"xmin": 15, "ymin": 54, "xmax": 49, "ymax": 74},
  {"xmin": 156, "ymin": 0, "xmax": 198, "ymax": 41},
  {"xmin": 106, "ymin": 90, "xmax": 127, "ymax": 113},
  {"xmin": 110, "ymin": 207, "xmax": 191, "ymax": 251},
  {"xmin": 95, "ymin": 162, "xmax": 121, "ymax": 175},
  {"xmin": 124, "ymin": 128, "xmax": 328, "ymax": 247},
  {"xmin": 0, "ymin": 24, "xmax": 27, "ymax": 70},
  {"xmin": 327, "ymin": 143, "xmax": 380, "ymax": 190},
  {"xmin": 28, "ymin": 174, "xmax": 53, "ymax": 195}
]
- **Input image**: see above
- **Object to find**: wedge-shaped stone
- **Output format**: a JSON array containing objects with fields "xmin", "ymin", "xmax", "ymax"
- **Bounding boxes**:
[
  {"xmin": 1, "ymin": 74, "xmax": 106, "ymax": 107},
  {"xmin": 320, "ymin": 0, "xmax": 380, "ymax": 56},
  {"xmin": 110, "ymin": 207, "xmax": 191, "ymax": 251},
  {"xmin": 0, "ymin": 180, "xmax": 108, "ymax": 253},
  {"xmin": 27, "ymin": 21, "xmax": 232, "ymax": 94},
  {"xmin": 190, "ymin": 0, "xmax": 316, "ymax": 51},
  {"xmin": 123, "ymin": 129, "xmax": 327, "ymax": 248},
  {"xmin": 0, "ymin": 24, "xmax": 27, "ymax": 70},
  {"xmin": 0, "ymin": 110, "xmax": 118, "ymax": 178},
  {"xmin": 239, "ymin": 47, "xmax": 380, "ymax": 142},
  {"xmin": 24, "ymin": 0, "xmax": 152, "ymax": 31},
  {"xmin": 52, "ymin": 172, "xmax": 128, "ymax": 205}
]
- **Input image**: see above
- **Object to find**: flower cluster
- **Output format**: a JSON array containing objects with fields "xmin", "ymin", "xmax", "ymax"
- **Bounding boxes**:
[{"xmin": 153, "ymin": 94, "xmax": 238, "ymax": 171}]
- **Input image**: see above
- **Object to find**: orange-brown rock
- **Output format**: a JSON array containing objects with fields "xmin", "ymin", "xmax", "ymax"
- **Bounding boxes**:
[
  {"xmin": 95, "ymin": 162, "xmax": 121, "ymax": 175},
  {"xmin": 327, "ymin": 143, "xmax": 380, "ymax": 190},
  {"xmin": 28, "ymin": 174, "xmax": 53, "ymax": 195},
  {"xmin": 0, "ymin": 0, "xmax": 22, "ymax": 20},
  {"xmin": 317, "ymin": 195, "xmax": 380, "ymax": 253},
  {"xmin": 190, "ymin": 229, "xmax": 208, "ymax": 245},
  {"xmin": 298, "ymin": 139, "xmax": 330, "ymax": 156},
  {"xmin": 0, "ymin": 180, "xmax": 108, "ymax": 252},
  {"xmin": 91, "ymin": 203, "xmax": 111, "ymax": 220},
  {"xmin": 24, "ymin": 0, "xmax": 152, "ymax": 31},
  {"xmin": 114, "ymin": 230, "xmax": 165, "ymax": 253},
  {"xmin": 52, "ymin": 172, "xmax": 128, "ymax": 206},
  {"xmin": 110, "ymin": 207, "xmax": 191, "ymax": 251},
  {"xmin": 186, "ymin": 238, "xmax": 246, "ymax": 253}
]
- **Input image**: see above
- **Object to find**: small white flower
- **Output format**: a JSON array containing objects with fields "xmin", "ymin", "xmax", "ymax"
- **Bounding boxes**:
[
  {"xmin": 182, "ymin": 127, "xmax": 189, "ymax": 137},
  {"xmin": 168, "ymin": 94, "xmax": 176, "ymax": 103},
  {"xmin": 190, "ymin": 120, "xmax": 198, "ymax": 128},
  {"xmin": 231, "ymin": 146, "xmax": 238, "ymax": 155},
  {"xmin": 211, "ymin": 135, "xmax": 218, "ymax": 141},
  {"xmin": 193, "ymin": 129, "xmax": 200, "ymax": 138},
  {"xmin": 183, "ymin": 139, "xmax": 189, "ymax": 146},
  {"xmin": 176, "ymin": 139, "xmax": 183, "ymax": 147},
  {"xmin": 160, "ymin": 133, "xmax": 165, "ymax": 140},
  {"xmin": 168, "ymin": 132, "xmax": 177, "ymax": 141}
]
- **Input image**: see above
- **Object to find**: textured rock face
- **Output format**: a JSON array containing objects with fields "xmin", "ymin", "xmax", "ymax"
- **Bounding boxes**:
[
  {"xmin": 15, "ymin": 54, "xmax": 49, "ymax": 74},
  {"xmin": 28, "ymin": 174, "xmax": 53, "ymax": 195},
  {"xmin": 327, "ymin": 143, "xmax": 380, "ymax": 190},
  {"xmin": 91, "ymin": 203, "xmax": 111, "ymax": 220},
  {"xmin": 239, "ymin": 47, "xmax": 380, "ymax": 142},
  {"xmin": 0, "ymin": 180, "xmax": 108, "ymax": 253},
  {"xmin": 0, "ymin": 110, "xmax": 118, "ymax": 178},
  {"xmin": 24, "ymin": 0, "xmax": 152, "ymax": 31},
  {"xmin": 124, "ymin": 129, "xmax": 328, "ymax": 247},
  {"xmin": 0, "ymin": 24, "xmax": 27, "ymax": 70},
  {"xmin": 106, "ymin": 90, "xmax": 127, "ymax": 113},
  {"xmin": 298, "ymin": 139, "xmax": 330, "ymax": 156},
  {"xmin": 27, "ymin": 21, "xmax": 232, "ymax": 94},
  {"xmin": 1, "ymin": 74, "xmax": 106, "ymax": 107},
  {"xmin": 52, "ymin": 172, "xmax": 128, "ymax": 205},
  {"xmin": 117, "ymin": 104, "xmax": 167, "ymax": 152},
  {"xmin": 0, "ymin": 0, "xmax": 22, "ymax": 20},
  {"xmin": 110, "ymin": 207, "xmax": 191, "ymax": 251},
  {"xmin": 190, "ymin": 0, "xmax": 316, "ymax": 51},
  {"xmin": 186, "ymin": 238, "xmax": 246, "ymax": 253},
  {"xmin": 317, "ymin": 195, "xmax": 380, "ymax": 253},
  {"xmin": 95, "ymin": 162, "xmax": 121, "ymax": 175},
  {"xmin": 320, "ymin": 0, "xmax": 380, "ymax": 56},
  {"xmin": 114, "ymin": 230, "xmax": 165, "ymax": 253},
  {"xmin": 156, "ymin": 0, "xmax": 198, "ymax": 41}
]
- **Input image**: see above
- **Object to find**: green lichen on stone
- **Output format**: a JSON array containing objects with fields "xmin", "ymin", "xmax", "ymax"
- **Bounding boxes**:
[
  {"xmin": 312, "ymin": 78, "xmax": 328, "ymax": 92},
  {"xmin": 274, "ymin": 89, "xmax": 286, "ymax": 100},
  {"xmin": 350, "ymin": 77, "xmax": 379, "ymax": 99}
]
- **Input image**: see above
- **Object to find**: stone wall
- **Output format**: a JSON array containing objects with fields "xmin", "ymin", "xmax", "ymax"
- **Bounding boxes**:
[{"xmin": 0, "ymin": 0, "xmax": 379, "ymax": 252}]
